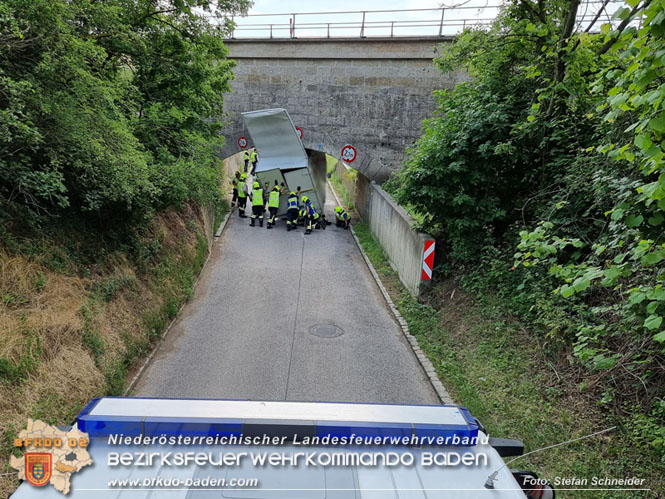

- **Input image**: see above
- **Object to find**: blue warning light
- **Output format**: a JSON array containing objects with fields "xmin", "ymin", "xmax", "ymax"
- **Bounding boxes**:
[{"xmin": 77, "ymin": 398, "xmax": 479, "ymax": 445}]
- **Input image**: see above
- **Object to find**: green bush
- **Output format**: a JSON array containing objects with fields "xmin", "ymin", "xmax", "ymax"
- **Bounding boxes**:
[
  {"xmin": 0, "ymin": 0, "xmax": 250, "ymax": 230},
  {"xmin": 388, "ymin": 0, "xmax": 665, "ymax": 455}
]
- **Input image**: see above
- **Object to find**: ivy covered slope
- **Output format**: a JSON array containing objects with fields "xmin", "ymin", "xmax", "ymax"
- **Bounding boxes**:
[{"xmin": 387, "ymin": 0, "xmax": 665, "ymax": 459}]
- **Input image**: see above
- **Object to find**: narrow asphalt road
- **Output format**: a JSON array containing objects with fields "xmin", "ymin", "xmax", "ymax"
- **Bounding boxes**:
[{"xmin": 134, "ymin": 188, "xmax": 439, "ymax": 404}]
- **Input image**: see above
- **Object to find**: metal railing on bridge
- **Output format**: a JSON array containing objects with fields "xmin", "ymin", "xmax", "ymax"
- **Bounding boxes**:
[{"xmin": 209, "ymin": 2, "xmax": 628, "ymax": 40}]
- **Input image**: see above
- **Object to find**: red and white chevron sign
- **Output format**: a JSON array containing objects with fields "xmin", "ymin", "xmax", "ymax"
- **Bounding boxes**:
[{"xmin": 422, "ymin": 240, "xmax": 435, "ymax": 280}]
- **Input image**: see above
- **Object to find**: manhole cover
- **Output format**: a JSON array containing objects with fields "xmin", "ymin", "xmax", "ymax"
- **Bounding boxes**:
[{"xmin": 309, "ymin": 324, "xmax": 344, "ymax": 338}]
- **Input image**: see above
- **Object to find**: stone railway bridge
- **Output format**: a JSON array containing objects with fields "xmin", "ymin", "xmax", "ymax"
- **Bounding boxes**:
[{"xmin": 220, "ymin": 37, "xmax": 467, "ymax": 181}]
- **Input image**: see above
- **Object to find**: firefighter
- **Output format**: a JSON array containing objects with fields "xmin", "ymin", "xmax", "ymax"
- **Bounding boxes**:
[
  {"xmin": 237, "ymin": 173, "xmax": 248, "ymax": 218},
  {"xmin": 242, "ymin": 149, "xmax": 251, "ymax": 172},
  {"xmin": 302, "ymin": 196, "xmax": 323, "ymax": 235},
  {"xmin": 250, "ymin": 148, "xmax": 258, "ymax": 175},
  {"xmin": 334, "ymin": 206, "xmax": 351, "ymax": 229},
  {"xmin": 301, "ymin": 195, "xmax": 312, "ymax": 234},
  {"xmin": 249, "ymin": 181, "xmax": 265, "ymax": 227},
  {"xmin": 285, "ymin": 190, "xmax": 300, "ymax": 232},
  {"xmin": 267, "ymin": 182, "xmax": 285, "ymax": 229},
  {"xmin": 231, "ymin": 171, "xmax": 241, "ymax": 208}
]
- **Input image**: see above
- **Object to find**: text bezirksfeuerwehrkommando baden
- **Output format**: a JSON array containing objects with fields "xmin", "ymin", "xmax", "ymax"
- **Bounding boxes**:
[{"xmin": 107, "ymin": 450, "xmax": 488, "ymax": 468}]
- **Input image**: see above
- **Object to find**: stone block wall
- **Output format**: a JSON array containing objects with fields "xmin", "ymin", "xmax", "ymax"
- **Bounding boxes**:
[{"xmin": 220, "ymin": 38, "xmax": 468, "ymax": 181}]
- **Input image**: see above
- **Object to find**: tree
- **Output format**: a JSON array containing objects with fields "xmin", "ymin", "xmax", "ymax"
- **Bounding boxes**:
[
  {"xmin": 388, "ymin": 0, "xmax": 604, "ymax": 262},
  {"xmin": 0, "ymin": 0, "xmax": 250, "ymax": 225},
  {"xmin": 388, "ymin": 0, "xmax": 665, "ymax": 449}
]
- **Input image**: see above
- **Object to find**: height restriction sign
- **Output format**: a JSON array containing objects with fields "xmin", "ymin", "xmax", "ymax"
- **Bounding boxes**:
[
  {"xmin": 237, "ymin": 136, "xmax": 248, "ymax": 148},
  {"xmin": 422, "ymin": 240, "xmax": 435, "ymax": 280}
]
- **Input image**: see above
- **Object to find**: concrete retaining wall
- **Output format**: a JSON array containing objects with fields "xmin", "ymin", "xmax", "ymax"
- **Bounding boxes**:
[
  {"xmin": 200, "ymin": 204, "xmax": 215, "ymax": 248},
  {"xmin": 223, "ymin": 150, "xmax": 245, "ymax": 179},
  {"xmin": 199, "ymin": 153, "xmax": 243, "ymax": 249},
  {"xmin": 341, "ymin": 166, "xmax": 433, "ymax": 297}
]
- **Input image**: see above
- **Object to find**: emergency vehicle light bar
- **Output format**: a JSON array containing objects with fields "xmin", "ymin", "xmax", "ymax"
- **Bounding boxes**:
[{"xmin": 77, "ymin": 398, "xmax": 479, "ymax": 445}]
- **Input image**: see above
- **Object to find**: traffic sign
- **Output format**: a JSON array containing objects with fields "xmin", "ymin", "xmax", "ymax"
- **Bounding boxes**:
[
  {"xmin": 422, "ymin": 240, "xmax": 435, "ymax": 280},
  {"xmin": 237, "ymin": 136, "xmax": 248, "ymax": 148},
  {"xmin": 341, "ymin": 144, "xmax": 357, "ymax": 163},
  {"xmin": 296, "ymin": 127, "xmax": 303, "ymax": 139}
]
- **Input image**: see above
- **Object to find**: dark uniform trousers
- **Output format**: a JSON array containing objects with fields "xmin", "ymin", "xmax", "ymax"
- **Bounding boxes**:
[
  {"xmin": 252, "ymin": 205, "xmax": 264, "ymax": 219},
  {"xmin": 287, "ymin": 208, "xmax": 299, "ymax": 229},
  {"xmin": 268, "ymin": 207, "xmax": 278, "ymax": 225},
  {"xmin": 238, "ymin": 197, "xmax": 247, "ymax": 216}
]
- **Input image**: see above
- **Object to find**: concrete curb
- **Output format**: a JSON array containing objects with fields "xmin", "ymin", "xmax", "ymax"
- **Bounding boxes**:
[
  {"xmin": 328, "ymin": 181, "xmax": 454, "ymax": 405},
  {"xmin": 215, "ymin": 209, "xmax": 232, "ymax": 238},
  {"xmin": 124, "ymin": 209, "xmax": 233, "ymax": 396}
]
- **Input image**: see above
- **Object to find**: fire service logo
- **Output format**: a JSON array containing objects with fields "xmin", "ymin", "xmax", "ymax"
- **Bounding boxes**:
[
  {"xmin": 25, "ymin": 452, "xmax": 52, "ymax": 487},
  {"xmin": 11, "ymin": 419, "xmax": 92, "ymax": 495}
]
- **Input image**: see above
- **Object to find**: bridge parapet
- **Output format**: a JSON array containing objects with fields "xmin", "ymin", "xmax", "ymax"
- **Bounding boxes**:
[{"xmin": 223, "ymin": 37, "xmax": 448, "ymax": 60}]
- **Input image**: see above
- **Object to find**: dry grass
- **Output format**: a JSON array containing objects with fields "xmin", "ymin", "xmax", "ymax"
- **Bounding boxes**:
[
  {"xmin": 0, "ymin": 252, "xmax": 94, "ymax": 494},
  {"xmin": 0, "ymin": 205, "xmax": 209, "ymax": 497},
  {"xmin": 0, "ymin": 251, "xmax": 87, "ymax": 363}
]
